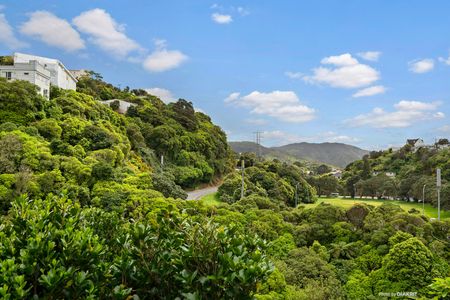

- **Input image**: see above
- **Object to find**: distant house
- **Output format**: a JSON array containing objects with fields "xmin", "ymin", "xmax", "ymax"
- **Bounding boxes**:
[
  {"xmin": 436, "ymin": 138, "xmax": 450, "ymax": 150},
  {"xmin": 330, "ymin": 169, "xmax": 342, "ymax": 179},
  {"xmin": 406, "ymin": 138, "xmax": 425, "ymax": 151},
  {"xmin": 14, "ymin": 53, "xmax": 77, "ymax": 90},
  {"xmin": 100, "ymin": 99, "xmax": 136, "ymax": 114},
  {"xmin": 0, "ymin": 59, "xmax": 51, "ymax": 98},
  {"xmin": 385, "ymin": 172, "xmax": 396, "ymax": 178}
]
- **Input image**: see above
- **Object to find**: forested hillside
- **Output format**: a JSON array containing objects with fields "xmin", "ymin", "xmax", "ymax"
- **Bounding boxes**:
[
  {"xmin": 342, "ymin": 144, "xmax": 450, "ymax": 209},
  {"xmin": 0, "ymin": 76, "xmax": 449, "ymax": 299}
]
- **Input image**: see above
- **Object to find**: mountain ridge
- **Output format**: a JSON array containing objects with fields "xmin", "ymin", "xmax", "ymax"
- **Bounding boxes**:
[{"xmin": 229, "ymin": 141, "xmax": 369, "ymax": 168}]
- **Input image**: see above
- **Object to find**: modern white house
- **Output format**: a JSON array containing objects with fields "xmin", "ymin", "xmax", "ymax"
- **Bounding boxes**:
[
  {"xmin": 13, "ymin": 53, "xmax": 77, "ymax": 90},
  {"xmin": 0, "ymin": 59, "xmax": 51, "ymax": 98}
]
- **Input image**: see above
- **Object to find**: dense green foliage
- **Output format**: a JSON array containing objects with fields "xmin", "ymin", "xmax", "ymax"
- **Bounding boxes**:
[
  {"xmin": 0, "ymin": 195, "xmax": 272, "ymax": 299},
  {"xmin": 343, "ymin": 144, "xmax": 450, "ymax": 209},
  {"xmin": 1, "ymin": 77, "xmax": 450, "ymax": 299},
  {"xmin": 218, "ymin": 158, "xmax": 316, "ymax": 206},
  {"xmin": 0, "ymin": 77, "xmax": 233, "ymax": 215}
]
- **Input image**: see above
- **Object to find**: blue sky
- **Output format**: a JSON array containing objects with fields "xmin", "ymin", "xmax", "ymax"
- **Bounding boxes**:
[{"xmin": 1, "ymin": 0, "xmax": 450, "ymax": 150}]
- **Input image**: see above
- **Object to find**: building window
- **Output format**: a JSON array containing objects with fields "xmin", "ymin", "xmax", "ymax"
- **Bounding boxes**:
[
  {"xmin": 43, "ymin": 89, "xmax": 49, "ymax": 98},
  {"xmin": 5, "ymin": 72, "xmax": 12, "ymax": 80},
  {"xmin": 24, "ymin": 72, "xmax": 29, "ymax": 75}
]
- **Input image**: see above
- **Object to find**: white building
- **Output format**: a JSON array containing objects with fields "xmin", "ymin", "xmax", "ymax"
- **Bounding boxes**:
[
  {"xmin": 13, "ymin": 53, "xmax": 77, "ymax": 90},
  {"xmin": 100, "ymin": 99, "xmax": 137, "ymax": 114},
  {"xmin": 0, "ymin": 60, "xmax": 51, "ymax": 98}
]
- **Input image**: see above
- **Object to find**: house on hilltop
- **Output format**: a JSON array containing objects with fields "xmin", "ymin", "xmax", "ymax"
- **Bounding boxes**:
[
  {"xmin": 406, "ymin": 138, "xmax": 425, "ymax": 151},
  {"xmin": 0, "ymin": 59, "xmax": 51, "ymax": 98},
  {"xmin": 14, "ymin": 53, "xmax": 77, "ymax": 90},
  {"xmin": 0, "ymin": 53, "xmax": 77, "ymax": 99}
]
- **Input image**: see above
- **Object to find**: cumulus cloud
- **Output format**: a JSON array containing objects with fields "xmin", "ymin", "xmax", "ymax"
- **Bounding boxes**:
[
  {"xmin": 303, "ymin": 53, "xmax": 380, "ymax": 88},
  {"xmin": 211, "ymin": 13, "xmax": 232, "ymax": 24},
  {"xmin": 20, "ymin": 11, "xmax": 84, "ymax": 51},
  {"xmin": 357, "ymin": 51, "xmax": 381, "ymax": 61},
  {"xmin": 408, "ymin": 59, "xmax": 434, "ymax": 73},
  {"xmin": 144, "ymin": 87, "xmax": 176, "ymax": 103},
  {"xmin": 225, "ymin": 90, "xmax": 315, "ymax": 123},
  {"xmin": 352, "ymin": 85, "xmax": 386, "ymax": 98},
  {"xmin": 142, "ymin": 40, "xmax": 188, "ymax": 72},
  {"xmin": 73, "ymin": 8, "xmax": 140, "ymax": 57},
  {"xmin": 262, "ymin": 130, "xmax": 360, "ymax": 145},
  {"xmin": 0, "ymin": 13, "xmax": 27, "ymax": 49},
  {"xmin": 346, "ymin": 100, "xmax": 444, "ymax": 128}
]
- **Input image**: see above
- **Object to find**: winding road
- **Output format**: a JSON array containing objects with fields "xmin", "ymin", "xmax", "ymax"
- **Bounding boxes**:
[{"xmin": 186, "ymin": 185, "xmax": 219, "ymax": 200}]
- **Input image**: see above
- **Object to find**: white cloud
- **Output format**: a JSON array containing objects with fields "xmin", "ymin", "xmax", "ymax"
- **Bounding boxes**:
[
  {"xmin": 144, "ymin": 87, "xmax": 176, "ymax": 103},
  {"xmin": 438, "ymin": 54, "xmax": 450, "ymax": 66},
  {"xmin": 321, "ymin": 53, "xmax": 358, "ymax": 66},
  {"xmin": 303, "ymin": 53, "xmax": 380, "ymax": 88},
  {"xmin": 224, "ymin": 92, "xmax": 240, "ymax": 103},
  {"xmin": 225, "ymin": 90, "xmax": 315, "ymax": 123},
  {"xmin": 346, "ymin": 100, "xmax": 444, "ymax": 128},
  {"xmin": 73, "ymin": 8, "xmax": 140, "ymax": 57},
  {"xmin": 211, "ymin": 13, "xmax": 233, "ymax": 24},
  {"xmin": 394, "ymin": 100, "xmax": 440, "ymax": 111},
  {"xmin": 262, "ymin": 130, "xmax": 360, "ymax": 145},
  {"xmin": 352, "ymin": 85, "xmax": 386, "ymax": 98},
  {"xmin": 408, "ymin": 59, "xmax": 434, "ymax": 73},
  {"xmin": 285, "ymin": 71, "xmax": 303, "ymax": 79},
  {"xmin": 142, "ymin": 40, "xmax": 188, "ymax": 72},
  {"xmin": 20, "ymin": 11, "xmax": 84, "ymax": 51},
  {"xmin": 0, "ymin": 13, "xmax": 27, "ymax": 49},
  {"xmin": 357, "ymin": 51, "xmax": 381, "ymax": 61}
]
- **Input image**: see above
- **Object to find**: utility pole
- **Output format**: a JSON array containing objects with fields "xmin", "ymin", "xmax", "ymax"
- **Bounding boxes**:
[
  {"xmin": 437, "ymin": 168, "xmax": 441, "ymax": 221},
  {"xmin": 295, "ymin": 182, "xmax": 299, "ymax": 207},
  {"xmin": 241, "ymin": 159, "xmax": 245, "ymax": 199},
  {"xmin": 161, "ymin": 155, "xmax": 164, "ymax": 168},
  {"xmin": 422, "ymin": 184, "xmax": 426, "ymax": 216},
  {"xmin": 253, "ymin": 131, "xmax": 263, "ymax": 160}
]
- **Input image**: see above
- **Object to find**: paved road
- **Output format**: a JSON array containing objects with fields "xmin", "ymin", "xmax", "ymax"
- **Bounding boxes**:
[{"xmin": 186, "ymin": 186, "xmax": 219, "ymax": 200}]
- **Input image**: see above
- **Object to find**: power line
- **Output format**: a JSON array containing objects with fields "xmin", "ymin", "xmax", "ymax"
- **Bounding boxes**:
[{"xmin": 253, "ymin": 131, "xmax": 263, "ymax": 159}]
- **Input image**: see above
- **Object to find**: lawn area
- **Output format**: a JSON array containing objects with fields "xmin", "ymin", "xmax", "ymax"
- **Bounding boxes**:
[
  {"xmin": 303, "ymin": 197, "xmax": 450, "ymax": 220},
  {"xmin": 199, "ymin": 192, "xmax": 222, "ymax": 206}
]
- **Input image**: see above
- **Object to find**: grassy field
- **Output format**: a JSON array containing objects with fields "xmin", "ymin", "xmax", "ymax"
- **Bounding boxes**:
[
  {"xmin": 199, "ymin": 192, "xmax": 222, "ymax": 206},
  {"xmin": 199, "ymin": 193, "xmax": 450, "ymax": 220},
  {"xmin": 303, "ymin": 197, "xmax": 450, "ymax": 220}
]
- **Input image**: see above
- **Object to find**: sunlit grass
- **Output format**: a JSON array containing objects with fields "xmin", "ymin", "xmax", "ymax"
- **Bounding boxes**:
[
  {"xmin": 303, "ymin": 197, "xmax": 450, "ymax": 220},
  {"xmin": 199, "ymin": 192, "xmax": 222, "ymax": 206}
]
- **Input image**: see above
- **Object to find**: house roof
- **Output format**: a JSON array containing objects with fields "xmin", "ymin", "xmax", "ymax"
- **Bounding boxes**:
[{"xmin": 13, "ymin": 52, "xmax": 78, "ymax": 83}]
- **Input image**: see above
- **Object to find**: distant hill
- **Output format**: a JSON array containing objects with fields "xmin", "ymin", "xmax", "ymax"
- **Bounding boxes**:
[{"xmin": 229, "ymin": 141, "xmax": 368, "ymax": 168}]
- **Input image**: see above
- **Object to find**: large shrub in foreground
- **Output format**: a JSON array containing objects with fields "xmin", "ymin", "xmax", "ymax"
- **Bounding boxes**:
[{"xmin": 0, "ymin": 195, "xmax": 272, "ymax": 299}]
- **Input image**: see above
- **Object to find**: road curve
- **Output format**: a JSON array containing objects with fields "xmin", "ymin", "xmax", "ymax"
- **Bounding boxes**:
[{"xmin": 186, "ymin": 186, "xmax": 219, "ymax": 200}]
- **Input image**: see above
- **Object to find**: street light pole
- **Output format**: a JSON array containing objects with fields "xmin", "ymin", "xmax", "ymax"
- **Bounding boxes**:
[
  {"xmin": 240, "ymin": 159, "xmax": 245, "ymax": 199},
  {"xmin": 422, "ymin": 184, "xmax": 426, "ymax": 216},
  {"xmin": 437, "ymin": 169, "xmax": 441, "ymax": 221}
]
